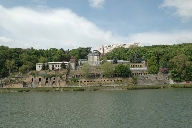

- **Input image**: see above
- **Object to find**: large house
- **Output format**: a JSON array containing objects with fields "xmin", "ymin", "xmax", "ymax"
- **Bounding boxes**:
[
  {"xmin": 87, "ymin": 50, "xmax": 100, "ymax": 66},
  {"xmin": 36, "ymin": 62, "xmax": 69, "ymax": 71}
]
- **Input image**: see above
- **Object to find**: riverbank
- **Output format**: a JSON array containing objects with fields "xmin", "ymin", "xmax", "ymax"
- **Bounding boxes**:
[{"xmin": 1, "ymin": 84, "xmax": 192, "ymax": 92}]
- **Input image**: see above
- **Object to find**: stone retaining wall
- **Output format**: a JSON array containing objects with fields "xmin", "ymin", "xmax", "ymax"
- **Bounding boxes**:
[{"xmin": 137, "ymin": 74, "xmax": 169, "ymax": 85}]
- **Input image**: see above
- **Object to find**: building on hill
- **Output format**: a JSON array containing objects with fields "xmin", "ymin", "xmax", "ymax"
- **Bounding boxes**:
[
  {"xmin": 106, "ymin": 60, "xmax": 130, "ymax": 64},
  {"xmin": 36, "ymin": 63, "xmax": 44, "ymax": 71},
  {"xmin": 117, "ymin": 60, "xmax": 130, "ymax": 64},
  {"xmin": 98, "ymin": 42, "xmax": 139, "ymax": 54},
  {"xmin": 105, "ymin": 59, "xmax": 147, "ymax": 76},
  {"xmin": 87, "ymin": 50, "xmax": 100, "ymax": 66},
  {"xmin": 78, "ymin": 59, "xmax": 88, "ymax": 66},
  {"xmin": 36, "ymin": 61, "xmax": 69, "ymax": 71},
  {"xmin": 69, "ymin": 57, "xmax": 76, "ymax": 70},
  {"xmin": 130, "ymin": 61, "xmax": 148, "ymax": 76}
]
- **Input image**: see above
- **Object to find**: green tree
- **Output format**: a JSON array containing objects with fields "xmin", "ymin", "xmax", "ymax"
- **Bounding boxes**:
[
  {"xmin": 5, "ymin": 59, "xmax": 15, "ymax": 75},
  {"xmin": 101, "ymin": 62, "xmax": 114, "ymax": 77},
  {"xmin": 19, "ymin": 65, "xmax": 31, "ymax": 74},
  {"xmin": 168, "ymin": 54, "xmax": 191, "ymax": 82},
  {"xmin": 61, "ymin": 63, "xmax": 66, "ymax": 69},
  {"xmin": 170, "ymin": 68, "xmax": 181, "ymax": 82},
  {"xmin": 113, "ymin": 57, "xmax": 117, "ymax": 64},
  {"xmin": 148, "ymin": 65, "xmax": 159, "ymax": 74},
  {"xmin": 81, "ymin": 63, "xmax": 91, "ymax": 78},
  {"xmin": 115, "ymin": 64, "xmax": 131, "ymax": 77},
  {"xmin": 38, "ymin": 56, "xmax": 48, "ymax": 63},
  {"xmin": 147, "ymin": 56, "xmax": 159, "ymax": 74},
  {"xmin": 42, "ymin": 63, "xmax": 46, "ymax": 70}
]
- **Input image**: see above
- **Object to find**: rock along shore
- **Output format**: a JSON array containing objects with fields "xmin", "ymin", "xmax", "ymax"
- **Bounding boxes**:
[{"xmin": 1, "ymin": 84, "xmax": 192, "ymax": 93}]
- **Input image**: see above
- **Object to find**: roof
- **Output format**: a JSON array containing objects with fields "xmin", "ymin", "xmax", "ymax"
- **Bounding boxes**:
[
  {"xmin": 130, "ymin": 68, "xmax": 148, "ymax": 71},
  {"xmin": 48, "ymin": 62, "xmax": 62, "ymax": 64},
  {"xmin": 88, "ymin": 53, "xmax": 99, "ymax": 56},
  {"xmin": 36, "ymin": 63, "xmax": 43, "ymax": 65},
  {"xmin": 79, "ymin": 59, "xmax": 87, "ymax": 61},
  {"xmin": 117, "ymin": 60, "xmax": 130, "ymax": 63}
]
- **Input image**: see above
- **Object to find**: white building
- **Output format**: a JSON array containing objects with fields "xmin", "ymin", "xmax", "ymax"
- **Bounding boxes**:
[
  {"xmin": 106, "ymin": 60, "xmax": 130, "ymax": 64},
  {"xmin": 36, "ymin": 63, "xmax": 44, "ymax": 71},
  {"xmin": 48, "ymin": 62, "xmax": 63, "ymax": 70},
  {"xmin": 98, "ymin": 42, "xmax": 140, "ymax": 54},
  {"xmin": 87, "ymin": 50, "xmax": 100, "ymax": 66},
  {"xmin": 36, "ymin": 62, "xmax": 69, "ymax": 71}
]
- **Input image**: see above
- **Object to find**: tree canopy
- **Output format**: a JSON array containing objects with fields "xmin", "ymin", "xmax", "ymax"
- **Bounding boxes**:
[
  {"xmin": 0, "ymin": 46, "xmax": 91, "ymax": 77},
  {"xmin": 1, "ymin": 43, "xmax": 192, "ymax": 82}
]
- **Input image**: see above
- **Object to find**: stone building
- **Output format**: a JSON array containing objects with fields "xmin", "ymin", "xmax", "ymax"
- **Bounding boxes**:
[
  {"xmin": 69, "ymin": 57, "xmax": 76, "ymax": 70},
  {"xmin": 87, "ymin": 50, "xmax": 100, "ymax": 66},
  {"xmin": 36, "ymin": 62, "xmax": 69, "ymax": 71},
  {"xmin": 36, "ymin": 63, "xmax": 44, "ymax": 71},
  {"xmin": 24, "ymin": 75, "xmax": 67, "ymax": 87},
  {"xmin": 130, "ymin": 61, "xmax": 148, "ymax": 76},
  {"xmin": 48, "ymin": 62, "xmax": 63, "ymax": 70}
]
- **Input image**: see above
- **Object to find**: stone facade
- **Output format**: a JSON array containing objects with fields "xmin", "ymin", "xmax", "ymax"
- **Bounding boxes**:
[
  {"xmin": 137, "ymin": 74, "xmax": 169, "ymax": 85},
  {"xmin": 24, "ymin": 76, "xmax": 67, "ymax": 87},
  {"xmin": 36, "ymin": 62, "xmax": 69, "ymax": 71},
  {"xmin": 36, "ymin": 63, "xmax": 44, "ymax": 71},
  {"xmin": 130, "ymin": 61, "xmax": 148, "ymax": 76},
  {"xmin": 48, "ymin": 62, "xmax": 62, "ymax": 70},
  {"xmin": 87, "ymin": 50, "xmax": 100, "ymax": 66},
  {"xmin": 67, "ymin": 78, "xmax": 132, "ymax": 86},
  {"xmin": 69, "ymin": 58, "xmax": 76, "ymax": 70}
]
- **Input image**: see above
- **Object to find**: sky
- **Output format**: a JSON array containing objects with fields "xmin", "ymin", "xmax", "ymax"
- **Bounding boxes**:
[{"xmin": 0, "ymin": 0, "xmax": 192, "ymax": 50}]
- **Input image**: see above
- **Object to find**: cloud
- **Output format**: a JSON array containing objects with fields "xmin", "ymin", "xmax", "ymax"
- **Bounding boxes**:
[
  {"xmin": 0, "ymin": 5, "xmax": 191, "ymax": 51},
  {"xmin": 126, "ymin": 31, "xmax": 192, "ymax": 46},
  {"xmin": 0, "ymin": 37, "xmax": 13, "ymax": 43},
  {"xmin": 89, "ymin": 0, "xmax": 105, "ymax": 9},
  {"xmin": 0, "ymin": 5, "xmax": 120, "ymax": 49},
  {"xmin": 161, "ymin": 0, "xmax": 192, "ymax": 20}
]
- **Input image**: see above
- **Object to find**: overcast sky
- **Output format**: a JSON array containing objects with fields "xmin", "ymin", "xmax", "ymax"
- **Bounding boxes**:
[{"xmin": 0, "ymin": 0, "xmax": 192, "ymax": 50}]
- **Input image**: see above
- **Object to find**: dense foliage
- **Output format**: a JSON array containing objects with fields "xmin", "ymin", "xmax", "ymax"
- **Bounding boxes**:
[
  {"xmin": 1, "ymin": 43, "xmax": 192, "ymax": 82},
  {"xmin": 103, "ymin": 43, "xmax": 192, "ymax": 82},
  {"xmin": 0, "ymin": 46, "xmax": 91, "ymax": 77},
  {"xmin": 114, "ymin": 64, "xmax": 131, "ymax": 77},
  {"xmin": 101, "ymin": 62, "xmax": 114, "ymax": 77}
]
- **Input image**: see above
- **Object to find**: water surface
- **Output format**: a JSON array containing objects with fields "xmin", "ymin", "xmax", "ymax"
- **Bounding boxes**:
[{"xmin": 0, "ymin": 89, "xmax": 192, "ymax": 127}]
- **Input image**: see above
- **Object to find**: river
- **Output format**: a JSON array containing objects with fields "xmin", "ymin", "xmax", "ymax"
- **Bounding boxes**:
[{"xmin": 0, "ymin": 89, "xmax": 192, "ymax": 127}]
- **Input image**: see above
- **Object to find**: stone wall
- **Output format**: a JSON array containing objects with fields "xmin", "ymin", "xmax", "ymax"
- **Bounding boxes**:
[
  {"xmin": 137, "ymin": 74, "xmax": 169, "ymax": 85},
  {"xmin": 24, "ymin": 76, "xmax": 67, "ymax": 87},
  {"xmin": 67, "ymin": 77, "xmax": 132, "ymax": 86}
]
